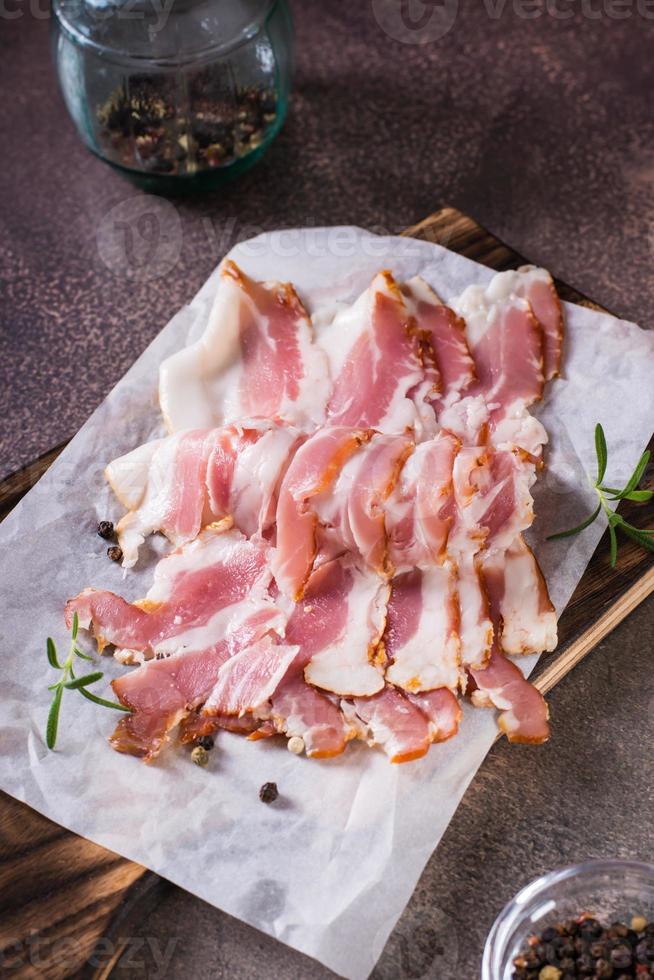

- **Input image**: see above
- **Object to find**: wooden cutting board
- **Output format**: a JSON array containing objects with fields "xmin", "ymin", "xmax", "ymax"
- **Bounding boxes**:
[{"xmin": 2, "ymin": 207, "xmax": 653, "ymax": 979}]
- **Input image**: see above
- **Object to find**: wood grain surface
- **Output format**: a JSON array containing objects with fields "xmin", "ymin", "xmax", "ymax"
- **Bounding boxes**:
[{"xmin": 1, "ymin": 206, "xmax": 652, "ymax": 979}]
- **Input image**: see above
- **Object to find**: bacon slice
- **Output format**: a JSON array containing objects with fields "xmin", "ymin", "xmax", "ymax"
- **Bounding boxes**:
[
  {"xmin": 402, "ymin": 276, "xmax": 476, "ymax": 411},
  {"xmin": 351, "ymin": 687, "xmax": 432, "ymax": 763},
  {"xmin": 322, "ymin": 271, "xmax": 425, "ymax": 433},
  {"xmin": 481, "ymin": 535, "xmax": 557, "ymax": 655},
  {"xmin": 272, "ymin": 426, "xmax": 371, "ymax": 599},
  {"xmin": 206, "ymin": 419, "xmax": 302, "ymax": 538},
  {"xmin": 264, "ymin": 674, "xmax": 350, "ymax": 758},
  {"xmin": 301, "ymin": 558, "xmax": 389, "ymax": 697},
  {"xmin": 65, "ymin": 529, "xmax": 275, "ymax": 661},
  {"xmin": 106, "ymin": 420, "xmax": 300, "ymax": 566},
  {"xmin": 109, "ymin": 603, "xmax": 281, "ymax": 759},
  {"xmin": 108, "ymin": 429, "xmax": 214, "ymax": 568},
  {"xmin": 203, "ymin": 635, "xmax": 300, "ymax": 717},
  {"xmin": 443, "ymin": 273, "xmax": 546, "ymax": 456},
  {"xmin": 383, "ymin": 568, "xmax": 461, "ymax": 694},
  {"xmin": 159, "ymin": 260, "xmax": 329, "ymax": 433},
  {"xmin": 405, "ymin": 688, "xmax": 461, "ymax": 741},
  {"xmin": 386, "ymin": 431, "xmax": 459, "ymax": 571},
  {"xmin": 469, "ymin": 645, "xmax": 550, "ymax": 744},
  {"xmin": 511, "ymin": 266, "xmax": 564, "ymax": 381},
  {"xmin": 313, "ymin": 432, "xmax": 414, "ymax": 576}
]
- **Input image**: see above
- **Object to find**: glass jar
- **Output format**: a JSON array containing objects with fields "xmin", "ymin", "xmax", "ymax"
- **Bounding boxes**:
[
  {"xmin": 483, "ymin": 859, "xmax": 654, "ymax": 980},
  {"xmin": 52, "ymin": 0, "xmax": 294, "ymax": 193}
]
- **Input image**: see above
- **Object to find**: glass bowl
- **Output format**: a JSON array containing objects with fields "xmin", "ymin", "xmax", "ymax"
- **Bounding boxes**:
[
  {"xmin": 52, "ymin": 0, "xmax": 294, "ymax": 193},
  {"xmin": 483, "ymin": 859, "xmax": 654, "ymax": 980}
]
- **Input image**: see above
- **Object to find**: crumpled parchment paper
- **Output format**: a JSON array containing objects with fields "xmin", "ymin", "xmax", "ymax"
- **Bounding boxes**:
[{"xmin": 1, "ymin": 229, "xmax": 653, "ymax": 980}]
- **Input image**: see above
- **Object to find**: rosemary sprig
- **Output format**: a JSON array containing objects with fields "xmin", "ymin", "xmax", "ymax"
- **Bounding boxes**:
[
  {"xmin": 45, "ymin": 612, "xmax": 131, "ymax": 750},
  {"xmin": 547, "ymin": 423, "xmax": 654, "ymax": 567}
]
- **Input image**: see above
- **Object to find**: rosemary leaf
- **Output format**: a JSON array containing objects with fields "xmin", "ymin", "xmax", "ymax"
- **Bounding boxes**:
[
  {"xmin": 46, "ymin": 637, "xmax": 61, "ymax": 670},
  {"xmin": 78, "ymin": 687, "xmax": 132, "ymax": 712},
  {"xmin": 46, "ymin": 687, "xmax": 63, "ymax": 750},
  {"xmin": 622, "ymin": 449, "xmax": 651, "ymax": 496},
  {"xmin": 595, "ymin": 423, "xmax": 608, "ymax": 485},
  {"xmin": 621, "ymin": 525, "xmax": 654, "ymax": 553},
  {"xmin": 64, "ymin": 671, "xmax": 104, "ymax": 691},
  {"xmin": 547, "ymin": 502, "xmax": 601, "ymax": 541},
  {"xmin": 609, "ymin": 523, "xmax": 618, "ymax": 567},
  {"xmin": 71, "ymin": 611, "xmax": 79, "ymax": 642}
]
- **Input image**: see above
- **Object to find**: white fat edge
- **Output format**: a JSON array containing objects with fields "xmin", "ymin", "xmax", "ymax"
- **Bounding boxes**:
[
  {"xmin": 158, "ymin": 273, "xmax": 245, "ymax": 433},
  {"xmin": 315, "ymin": 278, "xmax": 374, "ymax": 379},
  {"xmin": 304, "ymin": 566, "xmax": 389, "ymax": 697},
  {"xmin": 491, "ymin": 409, "xmax": 548, "ymax": 457},
  {"xmin": 403, "ymin": 274, "xmax": 445, "ymax": 309},
  {"xmin": 339, "ymin": 699, "xmax": 370, "ymax": 740},
  {"xmin": 385, "ymin": 565, "xmax": 461, "ymax": 693},
  {"xmin": 451, "ymin": 276, "xmax": 532, "ymax": 348},
  {"xmin": 489, "ymin": 540, "xmax": 558, "ymax": 654},
  {"xmin": 151, "ymin": 595, "xmax": 286, "ymax": 659},
  {"xmin": 204, "ymin": 638, "xmax": 300, "ymax": 714},
  {"xmin": 115, "ymin": 433, "xmax": 186, "ymax": 568},
  {"xmin": 455, "ymin": 554, "xmax": 493, "ymax": 669},
  {"xmin": 439, "ymin": 394, "xmax": 489, "ymax": 443},
  {"xmin": 230, "ymin": 425, "xmax": 301, "ymax": 537},
  {"xmin": 280, "ymin": 303, "xmax": 331, "ymax": 429},
  {"xmin": 105, "ymin": 437, "xmax": 164, "ymax": 511},
  {"xmin": 145, "ymin": 528, "xmax": 267, "ymax": 603}
]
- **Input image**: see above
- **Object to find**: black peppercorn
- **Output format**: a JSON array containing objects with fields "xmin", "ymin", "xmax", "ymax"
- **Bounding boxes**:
[
  {"xmin": 196, "ymin": 735, "xmax": 214, "ymax": 751},
  {"xmin": 259, "ymin": 782, "xmax": 278, "ymax": 804},
  {"xmin": 610, "ymin": 943, "xmax": 632, "ymax": 969},
  {"xmin": 97, "ymin": 520, "xmax": 115, "ymax": 540},
  {"xmin": 107, "ymin": 545, "xmax": 123, "ymax": 562}
]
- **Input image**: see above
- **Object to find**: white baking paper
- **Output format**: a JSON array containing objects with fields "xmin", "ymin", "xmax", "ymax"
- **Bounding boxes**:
[{"xmin": 0, "ymin": 229, "xmax": 653, "ymax": 980}]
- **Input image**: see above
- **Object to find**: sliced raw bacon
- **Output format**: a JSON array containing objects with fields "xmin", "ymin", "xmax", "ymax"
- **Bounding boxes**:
[
  {"xmin": 110, "ymin": 602, "xmax": 281, "ymax": 759},
  {"xmin": 107, "ymin": 429, "xmax": 214, "ymax": 568},
  {"xmin": 263, "ymin": 674, "xmax": 350, "ymax": 759},
  {"xmin": 386, "ymin": 431, "xmax": 459, "ymax": 571},
  {"xmin": 313, "ymin": 432, "xmax": 414, "ymax": 577},
  {"xmin": 383, "ymin": 567, "xmax": 461, "ymax": 694},
  {"xmin": 351, "ymin": 687, "xmax": 432, "ymax": 763},
  {"xmin": 469, "ymin": 645, "xmax": 550, "ymax": 744},
  {"xmin": 206, "ymin": 419, "xmax": 302, "ymax": 539},
  {"xmin": 402, "ymin": 276, "xmax": 476, "ymax": 411},
  {"xmin": 443, "ymin": 272, "xmax": 547, "ymax": 457},
  {"xmin": 159, "ymin": 260, "xmax": 329, "ymax": 433},
  {"xmin": 321, "ymin": 271, "xmax": 427, "ymax": 434},
  {"xmin": 300, "ymin": 557, "xmax": 389, "ymax": 697},
  {"xmin": 66, "ymin": 529, "xmax": 276, "ymax": 661},
  {"xmin": 455, "ymin": 553, "xmax": 494, "ymax": 670},
  {"xmin": 405, "ymin": 687, "xmax": 461, "ymax": 742},
  {"xmin": 510, "ymin": 265, "xmax": 564, "ymax": 381},
  {"xmin": 481, "ymin": 535, "xmax": 557, "ymax": 655},
  {"xmin": 106, "ymin": 420, "xmax": 301, "ymax": 567},
  {"xmin": 272, "ymin": 426, "xmax": 371, "ymax": 600},
  {"xmin": 203, "ymin": 635, "xmax": 300, "ymax": 717}
]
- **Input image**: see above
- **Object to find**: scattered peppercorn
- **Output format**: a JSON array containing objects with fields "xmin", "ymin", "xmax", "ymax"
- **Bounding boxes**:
[
  {"xmin": 191, "ymin": 745, "xmax": 209, "ymax": 767},
  {"xmin": 107, "ymin": 545, "xmax": 123, "ymax": 562},
  {"xmin": 97, "ymin": 520, "xmax": 116, "ymax": 540},
  {"xmin": 513, "ymin": 915, "xmax": 654, "ymax": 978},
  {"xmin": 259, "ymin": 781, "xmax": 278, "ymax": 804},
  {"xmin": 195, "ymin": 735, "xmax": 214, "ymax": 751},
  {"xmin": 287, "ymin": 736, "xmax": 305, "ymax": 755}
]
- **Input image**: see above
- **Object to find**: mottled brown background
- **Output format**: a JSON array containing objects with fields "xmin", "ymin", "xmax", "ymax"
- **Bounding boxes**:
[{"xmin": 1, "ymin": 1, "xmax": 654, "ymax": 978}]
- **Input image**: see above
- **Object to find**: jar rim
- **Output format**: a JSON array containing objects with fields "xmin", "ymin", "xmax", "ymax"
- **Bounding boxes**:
[
  {"xmin": 482, "ymin": 858, "xmax": 654, "ymax": 980},
  {"xmin": 53, "ymin": 0, "xmax": 281, "ymax": 66}
]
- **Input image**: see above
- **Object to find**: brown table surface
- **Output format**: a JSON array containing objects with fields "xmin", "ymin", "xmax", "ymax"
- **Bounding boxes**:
[{"xmin": 2, "ymin": 3, "xmax": 654, "ymax": 978}]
